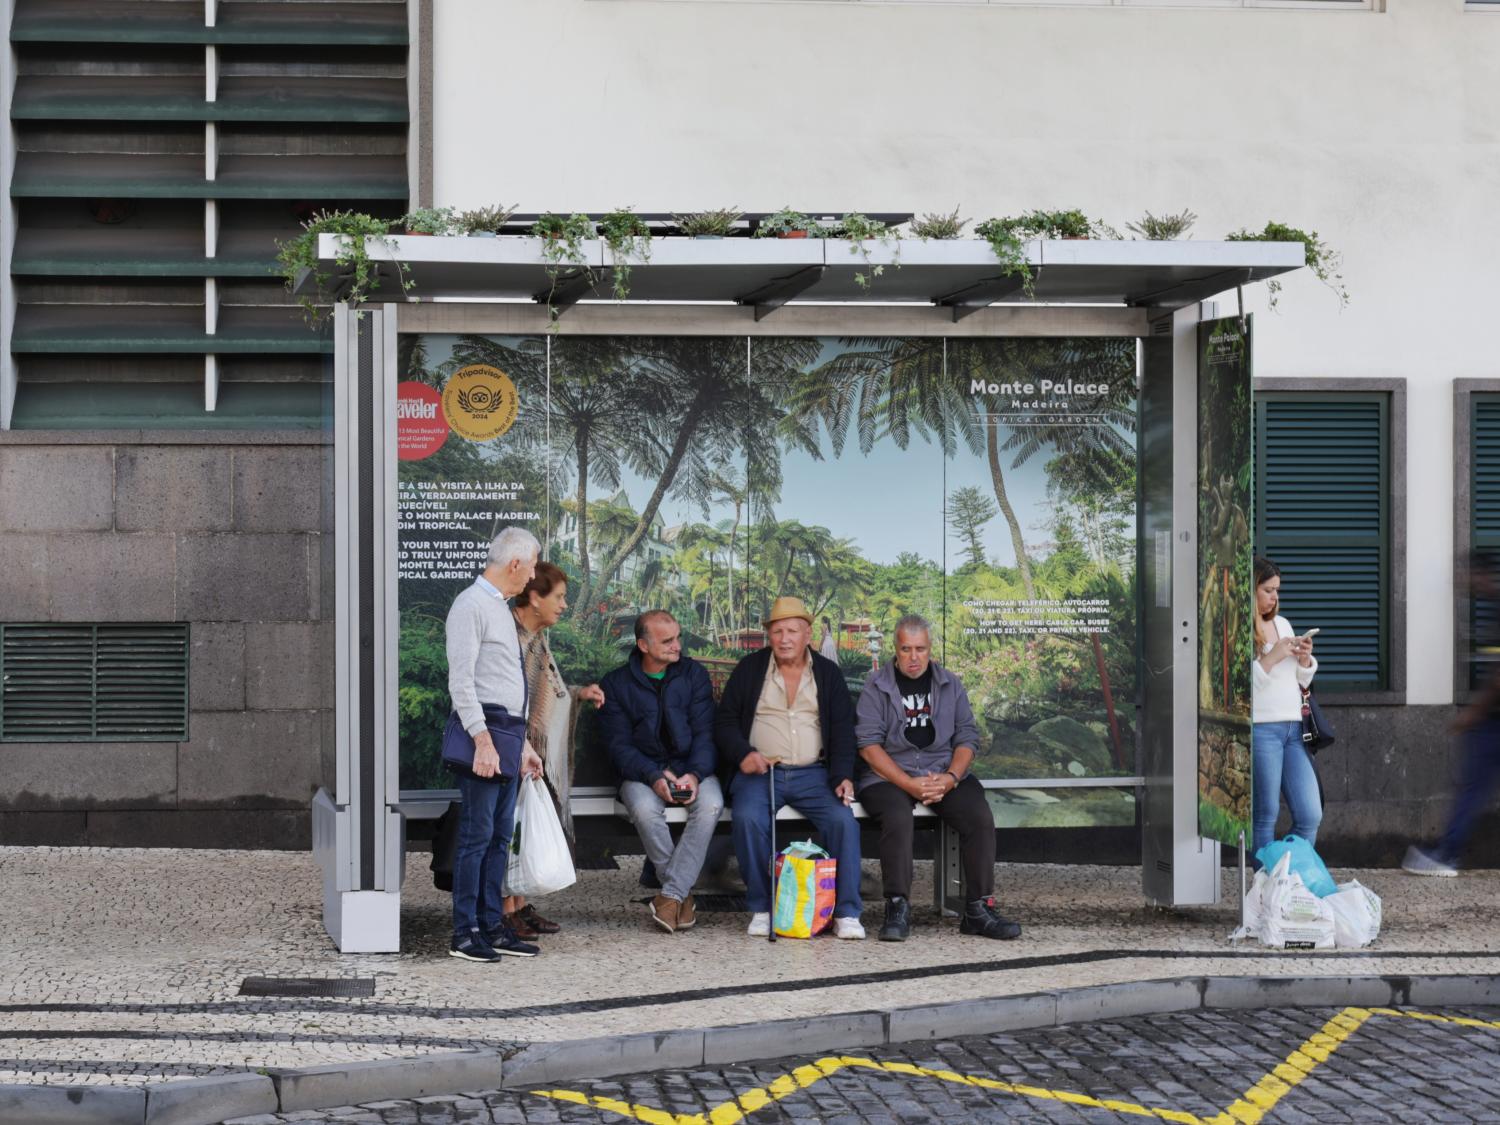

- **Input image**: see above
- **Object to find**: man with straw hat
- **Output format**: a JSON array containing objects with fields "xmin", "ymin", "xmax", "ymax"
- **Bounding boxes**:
[{"xmin": 715, "ymin": 596, "xmax": 864, "ymax": 939}]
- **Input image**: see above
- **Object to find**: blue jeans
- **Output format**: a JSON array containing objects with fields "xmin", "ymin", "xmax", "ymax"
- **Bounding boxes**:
[
  {"xmin": 1438, "ymin": 717, "xmax": 1500, "ymax": 865},
  {"xmin": 452, "ymin": 771, "xmax": 519, "ymax": 940},
  {"xmin": 731, "ymin": 764, "xmax": 862, "ymax": 919},
  {"xmin": 1252, "ymin": 720, "xmax": 1322, "ymax": 855}
]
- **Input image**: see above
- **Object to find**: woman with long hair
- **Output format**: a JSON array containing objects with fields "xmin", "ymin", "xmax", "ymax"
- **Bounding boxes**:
[{"xmin": 1251, "ymin": 556, "xmax": 1320, "ymax": 856}]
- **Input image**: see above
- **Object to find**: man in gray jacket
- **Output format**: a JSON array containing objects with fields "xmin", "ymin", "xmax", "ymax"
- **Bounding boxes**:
[{"xmin": 854, "ymin": 614, "xmax": 1020, "ymax": 943}]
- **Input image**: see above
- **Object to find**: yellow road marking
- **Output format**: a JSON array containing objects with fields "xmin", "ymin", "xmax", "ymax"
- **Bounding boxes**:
[{"xmin": 529, "ymin": 1005, "xmax": 1500, "ymax": 1124}]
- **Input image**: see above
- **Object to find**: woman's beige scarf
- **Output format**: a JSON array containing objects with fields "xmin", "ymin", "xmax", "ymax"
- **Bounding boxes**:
[{"xmin": 515, "ymin": 614, "xmax": 579, "ymax": 844}]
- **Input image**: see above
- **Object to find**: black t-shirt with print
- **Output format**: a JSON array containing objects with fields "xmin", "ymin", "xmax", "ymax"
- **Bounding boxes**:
[{"xmin": 893, "ymin": 665, "xmax": 935, "ymax": 749}]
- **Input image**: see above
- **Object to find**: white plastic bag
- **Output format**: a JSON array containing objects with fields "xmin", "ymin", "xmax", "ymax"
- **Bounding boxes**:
[
  {"xmin": 1229, "ymin": 867, "xmax": 1272, "ymax": 944},
  {"xmin": 1259, "ymin": 852, "xmax": 1335, "ymax": 950},
  {"xmin": 502, "ymin": 777, "xmax": 576, "ymax": 898},
  {"xmin": 1326, "ymin": 880, "xmax": 1382, "ymax": 948}
]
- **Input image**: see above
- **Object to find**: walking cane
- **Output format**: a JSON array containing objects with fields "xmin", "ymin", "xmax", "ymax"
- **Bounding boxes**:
[{"xmin": 767, "ymin": 761, "xmax": 777, "ymax": 944}]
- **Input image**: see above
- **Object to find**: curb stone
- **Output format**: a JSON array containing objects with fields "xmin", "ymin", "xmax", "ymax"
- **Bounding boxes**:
[
  {"xmin": 144, "ymin": 1074, "xmax": 277, "ymax": 1125},
  {"xmin": 9, "ymin": 972, "xmax": 1500, "ymax": 1123}
]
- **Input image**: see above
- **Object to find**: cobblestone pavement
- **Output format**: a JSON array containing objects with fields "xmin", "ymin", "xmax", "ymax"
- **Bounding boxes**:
[
  {"xmin": 6, "ymin": 846, "xmax": 1500, "ymax": 1085},
  {"xmin": 233, "ymin": 1005, "xmax": 1500, "ymax": 1124}
]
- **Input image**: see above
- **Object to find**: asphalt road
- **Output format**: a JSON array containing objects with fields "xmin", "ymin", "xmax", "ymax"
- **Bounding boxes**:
[{"xmin": 234, "ymin": 1004, "xmax": 1500, "ymax": 1123}]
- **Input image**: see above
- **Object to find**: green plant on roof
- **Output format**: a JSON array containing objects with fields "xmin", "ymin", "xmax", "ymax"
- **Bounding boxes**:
[
  {"xmin": 598, "ymin": 207, "xmax": 653, "ymax": 301},
  {"xmin": 909, "ymin": 208, "xmax": 967, "ymax": 240},
  {"xmin": 1126, "ymin": 208, "xmax": 1197, "ymax": 241},
  {"xmin": 832, "ymin": 212, "xmax": 900, "ymax": 290},
  {"xmin": 399, "ymin": 206, "xmax": 459, "ymax": 235},
  {"xmin": 672, "ymin": 207, "xmax": 743, "ymax": 237},
  {"xmin": 530, "ymin": 212, "xmax": 597, "ymax": 327},
  {"xmin": 974, "ymin": 209, "xmax": 1108, "ymax": 297},
  {"xmin": 753, "ymin": 207, "xmax": 829, "ymax": 238},
  {"xmin": 457, "ymin": 204, "xmax": 517, "ymax": 235},
  {"xmin": 275, "ymin": 209, "xmax": 403, "ymax": 324},
  {"xmin": 1226, "ymin": 221, "xmax": 1348, "ymax": 311}
]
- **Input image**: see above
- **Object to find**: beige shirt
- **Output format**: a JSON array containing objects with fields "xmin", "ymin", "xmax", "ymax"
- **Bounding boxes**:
[{"xmin": 750, "ymin": 656, "xmax": 822, "ymax": 767}]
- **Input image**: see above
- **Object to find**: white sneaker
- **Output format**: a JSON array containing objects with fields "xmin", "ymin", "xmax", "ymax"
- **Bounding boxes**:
[
  {"xmin": 746, "ymin": 912, "xmax": 771, "ymax": 936},
  {"xmin": 1401, "ymin": 845, "xmax": 1457, "ymax": 877},
  {"xmin": 833, "ymin": 916, "xmax": 866, "ymax": 940}
]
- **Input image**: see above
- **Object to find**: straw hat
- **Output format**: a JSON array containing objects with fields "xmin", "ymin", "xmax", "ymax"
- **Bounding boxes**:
[{"xmin": 764, "ymin": 596, "xmax": 814, "ymax": 627}]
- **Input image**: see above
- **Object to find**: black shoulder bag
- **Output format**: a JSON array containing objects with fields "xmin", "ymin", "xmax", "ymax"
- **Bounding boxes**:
[{"xmin": 1300, "ymin": 685, "xmax": 1335, "ymax": 754}]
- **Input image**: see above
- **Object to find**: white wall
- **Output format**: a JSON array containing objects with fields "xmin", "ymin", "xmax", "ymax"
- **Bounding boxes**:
[{"xmin": 433, "ymin": 1, "xmax": 1500, "ymax": 704}]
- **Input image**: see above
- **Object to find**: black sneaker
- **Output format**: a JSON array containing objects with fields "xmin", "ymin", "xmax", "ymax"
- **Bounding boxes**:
[
  {"xmin": 959, "ymin": 897, "xmax": 1022, "ymax": 941},
  {"xmin": 878, "ymin": 896, "xmax": 911, "ymax": 942},
  {"xmin": 449, "ymin": 929, "xmax": 502, "ymax": 962},
  {"xmin": 482, "ymin": 921, "xmax": 540, "ymax": 958}
]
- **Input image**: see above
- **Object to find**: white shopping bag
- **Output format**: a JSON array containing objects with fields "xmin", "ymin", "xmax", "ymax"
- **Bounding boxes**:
[
  {"xmin": 1326, "ymin": 880, "xmax": 1382, "ymax": 948},
  {"xmin": 1260, "ymin": 853, "xmax": 1335, "ymax": 950},
  {"xmin": 1229, "ymin": 867, "xmax": 1272, "ymax": 944},
  {"xmin": 502, "ymin": 776, "xmax": 577, "ymax": 898}
]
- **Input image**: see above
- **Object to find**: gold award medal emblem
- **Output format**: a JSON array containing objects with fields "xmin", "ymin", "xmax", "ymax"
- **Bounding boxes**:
[{"xmin": 442, "ymin": 364, "xmax": 519, "ymax": 443}]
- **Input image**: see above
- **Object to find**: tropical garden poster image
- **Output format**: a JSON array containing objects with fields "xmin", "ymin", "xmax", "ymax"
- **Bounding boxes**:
[
  {"xmin": 395, "ymin": 334, "xmax": 1139, "ymax": 827},
  {"xmin": 1196, "ymin": 317, "xmax": 1254, "ymax": 847}
]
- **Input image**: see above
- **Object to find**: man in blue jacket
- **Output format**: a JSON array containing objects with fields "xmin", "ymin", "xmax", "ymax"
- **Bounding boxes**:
[
  {"xmin": 855, "ymin": 614, "xmax": 1020, "ymax": 943},
  {"xmin": 715, "ymin": 596, "xmax": 864, "ymax": 939},
  {"xmin": 599, "ymin": 610, "xmax": 723, "ymax": 934}
]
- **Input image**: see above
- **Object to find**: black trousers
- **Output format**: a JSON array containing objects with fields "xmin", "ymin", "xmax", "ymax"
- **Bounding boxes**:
[{"xmin": 860, "ymin": 775, "xmax": 996, "ymax": 901}]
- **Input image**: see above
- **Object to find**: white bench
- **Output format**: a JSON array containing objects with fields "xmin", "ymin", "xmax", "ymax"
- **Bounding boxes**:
[{"xmin": 396, "ymin": 784, "xmax": 967, "ymax": 913}]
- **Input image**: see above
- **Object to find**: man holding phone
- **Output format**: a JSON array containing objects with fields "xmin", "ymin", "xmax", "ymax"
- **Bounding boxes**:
[{"xmin": 600, "ymin": 610, "xmax": 723, "ymax": 933}]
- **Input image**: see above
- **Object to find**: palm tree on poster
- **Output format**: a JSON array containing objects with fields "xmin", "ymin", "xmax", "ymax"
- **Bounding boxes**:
[
  {"xmin": 566, "ymin": 336, "xmax": 822, "ymax": 622},
  {"xmin": 800, "ymin": 337, "xmax": 1134, "ymax": 600}
]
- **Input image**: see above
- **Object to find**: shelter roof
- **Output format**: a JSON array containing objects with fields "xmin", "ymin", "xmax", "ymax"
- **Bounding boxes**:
[{"xmin": 314, "ymin": 235, "xmax": 1303, "ymax": 321}]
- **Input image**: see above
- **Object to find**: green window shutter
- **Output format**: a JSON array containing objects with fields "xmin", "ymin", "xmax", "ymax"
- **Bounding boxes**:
[
  {"xmin": 1255, "ymin": 394, "xmax": 1389, "ymax": 691},
  {"xmin": 1468, "ymin": 397, "xmax": 1500, "ymax": 689},
  {"xmin": 1, "ymin": 623, "xmax": 189, "ymax": 741}
]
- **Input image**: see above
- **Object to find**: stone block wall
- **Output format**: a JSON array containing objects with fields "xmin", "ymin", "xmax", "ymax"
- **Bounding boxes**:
[{"xmin": 0, "ymin": 431, "xmax": 331, "ymax": 848}]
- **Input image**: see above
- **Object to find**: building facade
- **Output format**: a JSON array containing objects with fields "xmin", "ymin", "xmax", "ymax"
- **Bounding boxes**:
[{"xmin": 3, "ymin": 0, "xmax": 1498, "ymax": 861}]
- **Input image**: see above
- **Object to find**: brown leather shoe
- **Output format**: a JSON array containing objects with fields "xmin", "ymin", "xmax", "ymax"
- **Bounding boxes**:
[
  {"xmin": 649, "ymin": 894, "xmax": 679, "ymax": 933},
  {"xmin": 676, "ymin": 894, "xmax": 696, "ymax": 931},
  {"xmin": 518, "ymin": 903, "xmax": 561, "ymax": 934},
  {"xmin": 504, "ymin": 909, "xmax": 539, "ymax": 941}
]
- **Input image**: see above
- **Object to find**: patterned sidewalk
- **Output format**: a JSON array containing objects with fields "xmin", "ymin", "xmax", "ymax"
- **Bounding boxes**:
[{"xmin": 3, "ymin": 846, "xmax": 1499, "ymax": 1087}]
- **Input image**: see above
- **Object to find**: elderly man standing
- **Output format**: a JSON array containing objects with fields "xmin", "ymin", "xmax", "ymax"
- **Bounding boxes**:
[
  {"xmin": 855, "ymin": 614, "xmax": 1021, "ymax": 942},
  {"xmin": 716, "ymin": 597, "xmax": 864, "ymax": 939},
  {"xmin": 443, "ymin": 526, "xmax": 545, "ymax": 963},
  {"xmin": 600, "ymin": 610, "xmax": 723, "ymax": 934}
]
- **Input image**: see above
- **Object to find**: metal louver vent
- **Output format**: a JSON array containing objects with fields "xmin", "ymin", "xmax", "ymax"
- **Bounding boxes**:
[{"xmin": 1, "ymin": 624, "xmax": 188, "ymax": 741}]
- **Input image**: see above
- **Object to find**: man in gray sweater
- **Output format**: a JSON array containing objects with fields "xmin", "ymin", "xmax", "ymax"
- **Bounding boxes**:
[{"xmin": 445, "ymin": 525, "xmax": 544, "ymax": 962}]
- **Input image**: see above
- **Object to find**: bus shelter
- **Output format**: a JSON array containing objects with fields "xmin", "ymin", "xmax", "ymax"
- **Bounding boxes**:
[{"xmin": 309, "ymin": 232, "xmax": 1301, "ymax": 952}]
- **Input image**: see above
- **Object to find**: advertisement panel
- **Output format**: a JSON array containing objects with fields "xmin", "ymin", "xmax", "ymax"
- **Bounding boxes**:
[
  {"xmin": 395, "ymin": 334, "xmax": 1140, "ymax": 827},
  {"xmin": 1196, "ymin": 316, "xmax": 1255, "ymax": 846}
]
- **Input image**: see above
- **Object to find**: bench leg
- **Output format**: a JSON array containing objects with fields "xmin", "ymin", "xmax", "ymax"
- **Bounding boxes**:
[{"xmin": 934, "ymin": 819, "xmax": 964, "ymax": 918}]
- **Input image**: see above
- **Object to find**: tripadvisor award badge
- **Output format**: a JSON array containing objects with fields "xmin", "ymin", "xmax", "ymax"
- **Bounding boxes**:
[{"xmin": 442, "ymin": 364, "xmax": 519, "ymax": 443}]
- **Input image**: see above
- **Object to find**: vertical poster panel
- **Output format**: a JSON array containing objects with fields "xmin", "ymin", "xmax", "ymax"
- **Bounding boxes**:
[
  {"xmin": 1197, "ymin": 316, "xmax": 1254, "ymax": 846},
  {"xmin": 546, "ymin": 336, "xmax": 757, "ymax": 788},
  {"xmin": 396, "ymin": 334, "xmax": 549, "ymax": 791},
  {"xmin": 751, "ymin": 337, "xmax": 945, "ymax": 694},
  {"xmin": 943, "ymin": 339, "xmax": 1139, "ymax": 828}
]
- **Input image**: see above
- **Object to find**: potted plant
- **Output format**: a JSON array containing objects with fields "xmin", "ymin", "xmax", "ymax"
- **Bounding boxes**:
[
  {"xmin": 974, "ymin": 209, "xmax": 1111, "ymax": 296},
  {"xmin": 1226, "ymin": 221, "xmax": 1348, "ymax": 310},
  {"xmin": 597, "ymin": 207, "xmax": 652, "ymax": 301},
  {"xmin": 673, "ymin": 207, "xmax": 743, "ymax": 238},
  {"xmin": 276, "ymin": 209, "xmax": 405, "ymax": 323},
  {"xmin": 530, "ymin": 212, "xmax": 597, "ymax": 325},
  {"xmin": 832, "ymin": 212, "xmax": 899, "ymax": 290},
  {"xmin": 1126, "ymin": 208, "xmax": 1197, "ymax": 240},
  {"xmin": 908, "ymin": 208, "xmax": 966, "ymax": 240},
  {"xmin": 457, "ymin": 204, "xmax": 516, "ymax": 237},
  {"xmin": 753, "ymin": 208, "xmax": 828, "ymax": 239},
  {"xmin": 400, "ymin": 206, "xmax": 458, "ymax": 236}
]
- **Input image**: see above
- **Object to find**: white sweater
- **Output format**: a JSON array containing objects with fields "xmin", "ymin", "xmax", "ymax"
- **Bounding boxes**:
[{"xmin": 1251, "ymin": 615, "xmax": 1318, "ymax": 723}]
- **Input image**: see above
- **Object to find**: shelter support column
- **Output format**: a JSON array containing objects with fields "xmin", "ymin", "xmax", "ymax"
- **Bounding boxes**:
[
  {"xmin": 1139, "ymin": 304, "xmax": 1220, "ymax": 906},
  {"xmin": 314, "ymin": 303, "xmax": 405, "ymax": 952}
]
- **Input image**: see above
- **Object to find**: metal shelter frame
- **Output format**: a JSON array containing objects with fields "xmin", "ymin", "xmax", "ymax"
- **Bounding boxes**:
[{"xmin": 312, "ymin": 236, "xmax": 1302, "ymax": 952}]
